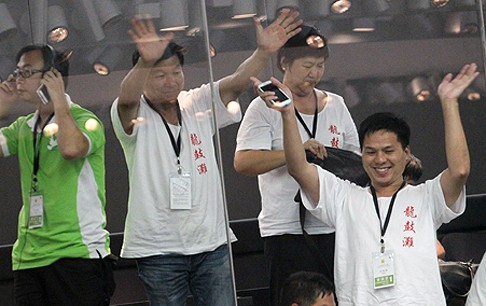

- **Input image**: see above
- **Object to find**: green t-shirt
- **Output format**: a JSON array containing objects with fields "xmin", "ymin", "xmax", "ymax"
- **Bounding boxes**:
[{"xmin": 0, "ymin": 102, "xmax": 110, "ymax": 270}]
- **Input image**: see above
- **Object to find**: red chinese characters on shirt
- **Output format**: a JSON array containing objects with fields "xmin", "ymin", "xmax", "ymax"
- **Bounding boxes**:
[
  {"xmin": 402, "ymin": 205, "xmax": 417, "ymax": 248},
  {"xmin": 328, "ymin": 125, "xmax": 339, "ymax": 135},
  {"xmin": 403, "ymin": 221, "xmax": 416, "ymax": 233},
  {"xmin": 194, "ymin": 148, "xmax": 205, "ymax": 160},
  {"xmin": 404, "ymin": 206, "xmax": 417, "ymax": 218},
  {"xmin": 328, "ymin": 125, "xmax": 341, "ymax": 148},
  {"xmin": 191, "ymin": 133, "xmax": 202, "ymax": 146},
  {"xmin": 330, "ymin": 137, "xmax": 339, "ymax": 148},
  {"xmin": 190, "ymin": 133, "xmax": 207, "ymax": 175},
  {"xmin": 402, "ymin": 237, "xmax": 414, "ymax": 248}
]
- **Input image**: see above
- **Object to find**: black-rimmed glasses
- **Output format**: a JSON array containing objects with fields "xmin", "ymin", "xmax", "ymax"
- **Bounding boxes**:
[{"xmin": 12, "ymin": 68, "xmax": 47, "ymax": 79}]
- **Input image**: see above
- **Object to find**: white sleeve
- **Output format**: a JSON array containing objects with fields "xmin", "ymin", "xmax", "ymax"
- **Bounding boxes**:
[
  {"xmin": 187, "ymin": 81, "xmax": 242, "ymax": 129},
  {"xmin": 236, "ymin": 97, "xmax": 279, "ymax": 152},
  {"xmin": 466, "ymin": 252, "xmax": 486, "ymax": 306}
]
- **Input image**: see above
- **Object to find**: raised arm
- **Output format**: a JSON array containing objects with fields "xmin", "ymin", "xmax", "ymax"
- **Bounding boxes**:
[
  {"xmin": 218, "ymin": 9, "xmax": 302, "ymax": 105},
  {"xmin": 437, "ymin": 63, "xmax": 478, "ymax": 207},
  {"xmin": 117, "ymin": 17, "xmax": 173, "ymax": 133},
  {"xmin": 43, "ymin": 69, "xmax": 90, "ymax": 160},
  {"xmin": 255, "ymin": 77, "xmax": 320, "ymax": 203}
]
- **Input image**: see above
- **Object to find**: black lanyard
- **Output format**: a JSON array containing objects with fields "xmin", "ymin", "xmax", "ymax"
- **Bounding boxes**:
[
  {"xmin": 294, "ymin": 91, "xmax": 318, "ymax": 139},
  {"xmin": 32, "ymin": 113, "xmax": 54, "ymax": 191},
  {"xmin": 370, "ymin": 180, "xmax": 406, "ymax": 253},
  {"xmin": 145, "ymin": 96, "xmax": 182, "ymax": 172}
]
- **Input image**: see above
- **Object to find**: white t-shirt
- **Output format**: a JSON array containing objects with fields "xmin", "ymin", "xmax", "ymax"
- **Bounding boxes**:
[
  {"xmin": 302, "ymin": 168, "xmax": 465, "ymax": 306},
  {"xmin": 466, "ymin": 252, "xmax": 486, "ymax": 306},
  {"xmin": 236, "ymin": 90, "xmax": 360, "ymax": 237},
  {"xmin": 111, "ymin": 81, "xmax": 240, "ymax": 257}
]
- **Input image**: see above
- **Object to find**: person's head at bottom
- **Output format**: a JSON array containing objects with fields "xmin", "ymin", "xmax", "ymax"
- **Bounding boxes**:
[{"xmin": 280, "ymin": 271, "xmax": 335, "ymax": 306}]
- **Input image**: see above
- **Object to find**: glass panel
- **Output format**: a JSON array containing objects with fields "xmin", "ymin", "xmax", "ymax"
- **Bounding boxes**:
[
  {"xmin": 0, "ymin": 0, "xmax": 237, "ymax": 304},
  {"xmin": 214, "ymin": 0, "xmax": 486, "ymax": 216},
  {"xmin": 206, "ymin": 0, "xmax": 486, "ymax": 304},
  {"xmin": 1, "ymin": 0, "xmax": 486, "ymax": 305}
]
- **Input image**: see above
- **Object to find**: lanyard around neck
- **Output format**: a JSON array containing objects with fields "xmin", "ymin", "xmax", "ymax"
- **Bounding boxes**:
[
  {"xmin": 294, "ymin": 91, "xmax": 318, "ymax": 139},
  {"xmin": 145, "ymin": 96, "xmax": 182, "ymax": 171},
  {"xmin": 370, "ymin": 180, "xmax": 406, "ymax": 253},
  {"xmin": 32, "ymin": 113, "xmax": 55, "ymax": 191}
]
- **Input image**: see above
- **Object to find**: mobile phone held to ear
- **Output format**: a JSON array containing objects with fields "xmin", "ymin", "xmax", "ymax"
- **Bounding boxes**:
[
  {"xmin": 37, "ymin": 84, "xmax": 50, "ymax": 105},
  {"xmin": 257, "ymin": 80, "xmax": 292, "ymax": 108}
]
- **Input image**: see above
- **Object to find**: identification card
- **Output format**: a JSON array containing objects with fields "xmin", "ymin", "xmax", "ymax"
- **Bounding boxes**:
[
  {"xmin": 170, "ymin": 172, "xmax": 192, "ymax": 210},
  {"xmin": 29, "ymin": 193, "xmax": 44, "ymax": 229},
  {"xmin": 372, "ymin": 250, "xmax": 396, "ymax": 289}
]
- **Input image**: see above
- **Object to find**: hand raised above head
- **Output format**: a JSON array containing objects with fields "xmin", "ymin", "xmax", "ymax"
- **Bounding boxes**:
[
  {"xmin": 253, "ymin": 8, "xmax": 303, "ymax": 55},
  {"xmin": 128, "ymin": 16, "xmax": 174, "ymax": 64},
  {"xmin": 438, "ymin": 63, "xmax": 479, "ymax": 101}
]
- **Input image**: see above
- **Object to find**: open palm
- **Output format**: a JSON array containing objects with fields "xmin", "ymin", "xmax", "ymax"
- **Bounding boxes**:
[
  {"xmin": 438, "ymin": 63, "xmax": 479, "ymax": 100},
  {"xmin": 128, "ymin": 17, "xmax": 174, "ymax": 63}
]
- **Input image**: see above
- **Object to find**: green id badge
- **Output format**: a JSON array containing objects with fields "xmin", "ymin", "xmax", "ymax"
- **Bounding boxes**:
[
  {"xmin": 373, "ymin": 250, "xmax": 396, "ymax": 289},
  {"xmin": 29, "ymin": 193, "xmax": 44, "ymax": 229}
]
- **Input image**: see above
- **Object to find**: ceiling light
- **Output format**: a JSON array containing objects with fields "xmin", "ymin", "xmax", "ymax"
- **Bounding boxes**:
[
  {"xmin": 352, "ymin": 18, "xmax": 376, "ymax": 32},
  {"xmin": 160, "ymin": 0, "xmax": 188, "ymax": 31},
  {"xmin": 331, "ymin": 0, "xmax": 351, "ymax": 14},
  {"xmin": 409, "ymin": 76, "xmax": 432, "ymax": 102},
  {"xmin": 463, "ymin": 88, "xmax": 481, "ymax": 101},
  {"xmin": 445, "ymin": 11, "xmax": 479, "ymax": 34},
  {"xmin": 232, "ymin": 0, "xmax": 257, "ymax": 19},
  {"xmin": 463, "ymin": 73, "xmax": 485, "ymax": 101},
  {"xmin": 431, "ymin": 0, "xmax": 450, "ymax": 8},
  {"xmin": 47, "ymin": 5, "xmax": 69, "ymax": 43},
  {"xmin": 186, "ymin": 0, "xmax": 203, "ymax": 37},
  {"xmin": 0, "ymin": 3, "xmax": 17, "ymax": 41},
  {"xmin": 29, "ymin": 0, "xmax": 48, "ymax": 44},
  {"xmin": 72, "ymin": 0, "xmax": 106, "ymax": 42},
  {"xmin": 93, "ymin": 0, "xmax": 123, "ymax": 30},
  {"xmin": 92, "ymin": 47, "xmax": 122, "ymax": 76}
]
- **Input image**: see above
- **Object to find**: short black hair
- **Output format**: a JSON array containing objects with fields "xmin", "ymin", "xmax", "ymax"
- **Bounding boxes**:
[
  {"xmin": 358, "ymin": 112, "xmax": 411, "ymax": 150},
  {"xmin": 279, "ymin": 271, "xmax": 334, "ymax": 306},
  {"xmin": 15, "ymin": 44, "xmax": 70, "ymax": 88},
  {"xmin": 277, "ymin": 25, "xmax": 330, "ymax": 73},
  {"xmin": 132, "ymin": 42, "xmax": 185, "ymax": 67}
]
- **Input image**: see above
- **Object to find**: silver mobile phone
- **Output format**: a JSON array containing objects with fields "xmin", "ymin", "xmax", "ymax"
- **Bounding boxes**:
[
  {"xmin": 37, "ymin": 84, "xmax": 50, "ymax": 105},
  {"xmin": 257, "ymin": 80, "xmax": 292, "ymax": 108}
]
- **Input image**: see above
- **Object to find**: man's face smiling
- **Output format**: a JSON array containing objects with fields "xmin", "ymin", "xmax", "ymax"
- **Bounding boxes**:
[
  {"xmin": 144, "ymin": 55, "xmax": 184, "ymax": 106},
  {"xmin": 361, "ymin": 130, "xmax": 410, "ymax": 193}
]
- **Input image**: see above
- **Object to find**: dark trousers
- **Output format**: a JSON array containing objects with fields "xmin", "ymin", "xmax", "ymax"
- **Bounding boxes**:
[
  {"xmin": 14, "ymin": 257, "xmax": 115, "ymax": 306},
  {"xmin": 263, "ymin": 233, "xmax": 335, "ymax": 306}
]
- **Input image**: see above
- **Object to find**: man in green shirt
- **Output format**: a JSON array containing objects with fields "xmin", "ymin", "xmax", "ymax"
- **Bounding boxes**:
[{"xmin": 0, "ymin": 44, "xmax": 113, "ymax": 305}]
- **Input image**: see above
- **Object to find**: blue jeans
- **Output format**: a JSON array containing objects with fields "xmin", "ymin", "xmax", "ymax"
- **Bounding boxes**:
[{"xmin": 136, "ymin": 244, "xmax": 235, "ymax": 306}]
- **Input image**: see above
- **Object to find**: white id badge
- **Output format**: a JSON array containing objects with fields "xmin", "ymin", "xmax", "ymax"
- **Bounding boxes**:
[
  {"xmin": 372, "ymin": 250, "xmax": 396, "ymax": 289},
  {"xmin": 170, "ymin": 172, "xmax": 192, "ymax": 210},
  {"xmin": 29, "ymin": 193, "xmax": 44, "ymax": 229}
]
